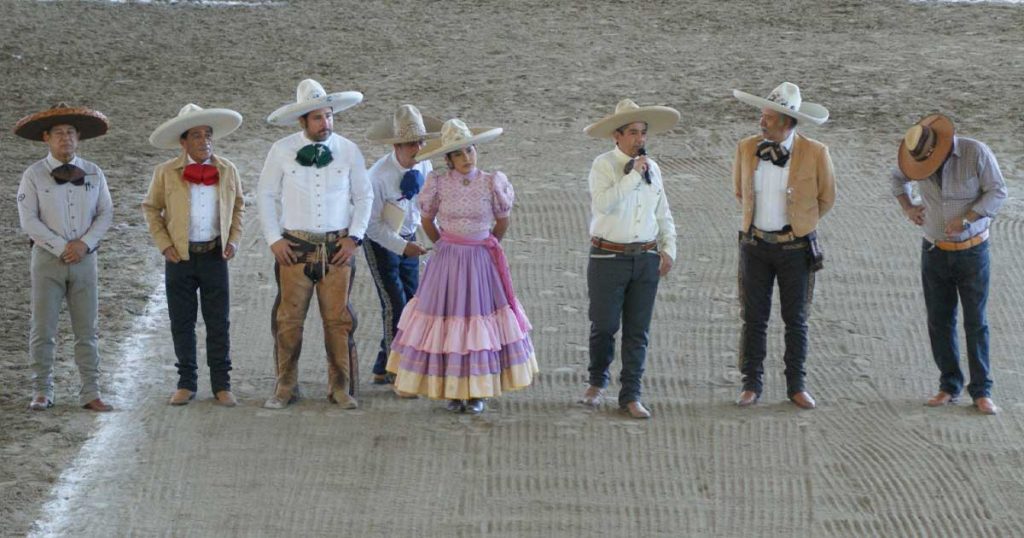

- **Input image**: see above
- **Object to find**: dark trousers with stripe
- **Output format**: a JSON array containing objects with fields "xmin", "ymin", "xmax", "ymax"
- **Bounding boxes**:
[
  {"xmin": 737, "ymin": 235, "xmax": 815, "ymax": 397},
  {"xmin": 166, "ymin": 246, "xmax": 231, "ymax": 394},
  {"xmin": 364, "ymin": 237, "xmax": 419, "ymax": 376},
  {"xmin": 587, "ymin": 247, "xmax": 661, "ymax": 406}
]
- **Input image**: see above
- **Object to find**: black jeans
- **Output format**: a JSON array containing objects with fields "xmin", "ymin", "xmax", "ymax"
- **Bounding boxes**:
[
  {"xmin": 364, "ymin": 237, "xmax": 419, "ymax": 376},
  {"xmin": 165, "ymin": 246, "xmax": 231, "ymax": 393},
  {"xmin": 737, "ymin": 235, "xmax": 815, "ymax": 397},
  {"xmin": 587, "ymin": 248, "xmax": 661, "ymax": 406}
]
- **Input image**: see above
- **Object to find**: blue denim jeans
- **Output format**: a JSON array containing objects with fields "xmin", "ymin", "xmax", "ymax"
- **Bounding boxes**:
[
  {"xmin": 921, "ymin": 239, "xmax": 992, "ymax": 399},
  {"xmin": 737, "ymin": 235, "xmax": 815, "ymax": 397},
  {"xmin": 364, "ymin": 238, "xmax": 419, "ymax": 376},
  {"xmin": 587, "ymin": 248, "xmax": 661, "ymax": 406}
]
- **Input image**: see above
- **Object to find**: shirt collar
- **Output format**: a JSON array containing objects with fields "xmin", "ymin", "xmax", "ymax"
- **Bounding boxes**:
[
  {"xmin": 389, "ymin": 151, "xmax": 411, "ymax": 173},
  {"xmin": 46, "ymin": 152, "xmax": 78, "ymax": 169},
  {"xmin": 780, "ymin": 130, "xmax": 796, "ymax": 151},
  {"xmin": 186, "ymin": 154, "xmax": 213, "ymax": 165},
  {"xmin": 613, "ymin": 146, "xmax": 636, "ymax": 162},
  {"xmin": 950, "ymin": 136, "xmax": 961, "ymax": 158},
  {"xmin": 301, "ymin": 132, "xmax": 333, "ymax": 145}
]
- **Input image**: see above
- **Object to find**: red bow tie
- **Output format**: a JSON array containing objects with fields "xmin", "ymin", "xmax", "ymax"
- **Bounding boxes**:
[{"xmin": 183, "ymin": 163, "xmax": 219, "ymax": 186}]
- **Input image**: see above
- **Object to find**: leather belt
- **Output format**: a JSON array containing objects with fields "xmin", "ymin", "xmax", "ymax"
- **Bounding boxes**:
[
  {"xmin": 930, "ymin": 229, "xmax": 989, "ymax": 252},
  {"xmin": 751, "ymin": 227, "xmax": 798, "ymax": 244},
  {"xmin": 188, "ymin": 237, "xmax": 220, "ymax": 254},
  {"xmin": 590, "ymin": 237, "xmax": 657, "ymax": 255},
  {"xmin": 283, "ymin": 229, "xmax": 347, "ymax": 244}
]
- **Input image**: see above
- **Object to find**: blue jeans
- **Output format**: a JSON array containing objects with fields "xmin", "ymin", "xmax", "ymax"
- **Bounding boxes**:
[
  {"xmin": 737, "ymin": 235, "xmax": 815, "ymax": 397},
  {"xmin": 364, "ymin": 238, "xmax": 419, "ymax": 376},
  {"xmin": 165, "ymin": 246, "xmax": 231, "ymax": 393},
  {"xmin": 587, "ymin": 248, "xmax": 661, "ymax": 406},
  {"xmin": 921, "ymin": 239, "xmax": 992, "ymax": 399}
]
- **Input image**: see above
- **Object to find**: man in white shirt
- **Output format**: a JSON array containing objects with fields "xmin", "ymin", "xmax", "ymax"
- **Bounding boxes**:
[
  {"xmin": 363, "ymin": 105, "xmax": 438, "ymax": 385},
  {"xmin": 14, "ymin": 104, "xmax": 114, "ymax": 412},
  {"xmin": 143, "ymin": 104, "xmax": 245, "ymax": 407},
  {"xmin": 258, "ymin": 79, "xmax": 373, "ymax": 410},
  {"xmin": 580, "ymin": 99, "xmax": 679, "ymax": 419},
  {"xmin": 731, "ymin": 82, "xmax": 836, "ymax": 409}
]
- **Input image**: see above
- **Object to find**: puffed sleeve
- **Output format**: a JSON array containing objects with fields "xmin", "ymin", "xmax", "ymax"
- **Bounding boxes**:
[
  {"xmin": 490, "ymin": 171, "xmax": 514, "ymax": 218},
  {"xmin": 418, "ymin": 170, "xmax": 442, "ymax": 220}
]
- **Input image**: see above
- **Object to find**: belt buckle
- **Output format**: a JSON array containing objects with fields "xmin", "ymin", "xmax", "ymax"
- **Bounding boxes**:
[{"xmin": 622, "ymin": 243, "xmax": 643, "ymax": 255}]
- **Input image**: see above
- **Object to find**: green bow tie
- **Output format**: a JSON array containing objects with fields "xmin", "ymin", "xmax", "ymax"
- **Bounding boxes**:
[{"xmin": 296, "ymin": 143, "xmax": 333, "ymax": 168}]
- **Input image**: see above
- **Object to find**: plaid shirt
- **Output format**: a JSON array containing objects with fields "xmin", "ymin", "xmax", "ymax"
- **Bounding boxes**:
[{"xmin": 891, "ymin": 136, "xmax": 1007, "ymax": 242}]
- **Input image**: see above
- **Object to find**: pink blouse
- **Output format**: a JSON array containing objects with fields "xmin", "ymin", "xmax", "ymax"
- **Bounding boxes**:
[{"xmin": 418, "ymin": 168, "xmax": 514, "ymax": 236}]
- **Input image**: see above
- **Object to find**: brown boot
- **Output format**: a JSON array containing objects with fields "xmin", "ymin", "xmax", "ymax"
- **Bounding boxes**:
[
  {"xmin": 214, "ymin": 390, "xmax": 238, "ymax": 407},
  {"xmin": 169, "ymin": 389, "xmax": 196, "ymax": 406}
]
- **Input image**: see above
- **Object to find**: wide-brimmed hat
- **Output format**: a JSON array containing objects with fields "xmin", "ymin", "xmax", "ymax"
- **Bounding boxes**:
[
  {"xmin": 366, "ymin": 104, "xmax": 443, "ymax": 145},
  {"xmin": 149, "ymin": 103, "xmax": 243, "ymax": 149},
  {"xmin": 415, "ymin": 119, "xmax": 502, "ymax": 162},
  {"xmin": 897, "ymin": 113, "xmax": 955, "ymax": 180},
  {"xmin": 13, "ymin": 103, "xmax": 109, "ymax": 141},
  {"xmin": 733, "ymin": 82, "xmax": 829, "ymax": 125},
  {"xmin": 584, "ymin": 99, "xmax": 680, "ymax": 139},
  {"xmin": 267, "ymin": 78, "xmax": 363, "ymax": 126}
]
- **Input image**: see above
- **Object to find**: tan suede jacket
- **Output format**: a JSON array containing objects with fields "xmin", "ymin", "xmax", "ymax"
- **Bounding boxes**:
[
  {"xmin": 732, "ymin": 133, "xmax": 836, "ymax": 238},
  {"xmin": 142, "ymin": 153, "xmax": 244, "ymax": 260}
]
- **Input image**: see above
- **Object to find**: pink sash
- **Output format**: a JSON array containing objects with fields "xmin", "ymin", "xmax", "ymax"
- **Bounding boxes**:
[{"xmin": 440, "ymin": 230, "xmax": 529, "ymax": 333}]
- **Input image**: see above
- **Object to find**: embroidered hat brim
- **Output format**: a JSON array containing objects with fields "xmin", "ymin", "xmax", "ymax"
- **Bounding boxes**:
[
  {"xmin": 583, "ymin": 106, "xmax": 680, "ymax": 139},
  {"xmin": 733, "ymin": 89, "xmax": 829, "ymax": 125},
  {"xmin": 267, "ymin": 91, "xmax": 363, "ymax": 126},
  {"xmin": 366, "ymin": 114, "xmax": 444, "ymax": 145},
  {"xmin": 14, "ymin": 106, "xmax": 109, "ymax": 141},
  {"xmin": 149, "ymin": 107, "xmax": 243, "ymax": 150},
  {"xmin": 415, "ymin": 127, "xmax": 503, "ymax": 162},
  {"xmin": 897, "ymin": 113, "xmax": 955, "ymax": 180}
]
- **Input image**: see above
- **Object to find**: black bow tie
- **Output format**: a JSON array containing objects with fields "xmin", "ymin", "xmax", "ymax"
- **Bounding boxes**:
[
  {"xmin": 756, "ymin": 140, "xmax": 790, "ymax": 168},
  {"xmin": 51, "ymin": 163, "xmax": 87, "ymax": 186}
]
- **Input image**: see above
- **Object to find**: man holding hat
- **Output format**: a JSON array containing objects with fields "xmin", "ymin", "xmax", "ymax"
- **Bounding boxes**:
[
  {"xmin": 258, "ymin": 78, "xmax": 373, "ymax": 410},
  {"xmin": 891, "ymin": 114, "xmax": 1007, "ymax": 415},
  {"xmin": 143, "ymin": 104, "xmax": 245, "ymax": 407},
  {"xmin": 579, "ymin": 99, "xmax": 679, "ymax": 419},
  {"xmin": 363, "ymin": 104, "xmax": 439, "ymax": 385},
  {"xmin": 15, "ymin": 103, "xmax": 114, "ymax": 411},
  {"xmin": 731, "ymin": 82, "xmax": 835, "ymax": 410}
]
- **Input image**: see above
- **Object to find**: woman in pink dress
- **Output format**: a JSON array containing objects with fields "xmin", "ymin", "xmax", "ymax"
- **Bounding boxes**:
[{"xmin": 386, "ymin": 119, "xmax": 538, "ymax": 414}]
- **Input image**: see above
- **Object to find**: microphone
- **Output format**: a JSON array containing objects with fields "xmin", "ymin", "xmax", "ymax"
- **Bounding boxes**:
[{"xmin": 636, "ymin": 147, "xmax": 652, "ymax": 184}]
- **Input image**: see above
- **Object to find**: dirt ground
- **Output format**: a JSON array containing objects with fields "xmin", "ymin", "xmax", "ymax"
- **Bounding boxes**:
[{"xmin": 1, "ymin": 0, "xmax": 1023, "ymax": 536}]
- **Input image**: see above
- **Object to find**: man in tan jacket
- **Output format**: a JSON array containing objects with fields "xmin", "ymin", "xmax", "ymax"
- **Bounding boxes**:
[
  {"xmin": 143, "ymin": 104, "xmax": 245, "ymax": 406},
  {"xmin": 731, "ymin": 82, "xmax": 836, "ymax": 410}
]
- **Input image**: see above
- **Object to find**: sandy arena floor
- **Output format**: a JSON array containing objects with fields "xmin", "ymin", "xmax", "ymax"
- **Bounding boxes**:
[{"xmin": 1, "ymin": 0, "xmax": 1023, "ymax": 536}]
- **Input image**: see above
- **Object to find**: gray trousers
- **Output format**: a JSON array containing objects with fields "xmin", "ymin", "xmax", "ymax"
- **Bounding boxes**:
[
  {"xmin": 587, "ymin": 248, "xmax": 661, "ymax": 406},
  {"xmin": 30, "ymin": 246, "xmax": 101, "ymax": 404}
]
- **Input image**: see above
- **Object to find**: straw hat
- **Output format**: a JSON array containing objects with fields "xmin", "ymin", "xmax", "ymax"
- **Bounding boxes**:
[
  {"xmin": 267, "ymin": 79, "xmax": 363, "ymax": 126},
  {"xmin": 415, "ymin": 119, "xmax": 502, "ymax": 162},
  {"xmin": 897, "ymin": 114, "xmax": 955, "ymax": 180},
  {"xmin": 366, "ymin": 104, "xmax": 443, "ymax": 144},
  {"xmin": 149, "ymin": 103, "xmax": 243, "ymax": 149},
  {"xmin": 584, "ymin": 99, "xmax": 680, "ymax": 139},
  {"xmin": 733, "ymin": 82, "xmax": 829, "ymax": 125},
  {"xmin": 13, "ymin": 103, "xmax": 109, "ymax": 141}
]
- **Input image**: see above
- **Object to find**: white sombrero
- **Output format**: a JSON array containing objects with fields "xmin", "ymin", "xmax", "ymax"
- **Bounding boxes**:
[
  {"xmin": 267, "ymin": 79, "xmax": 363, "ymax": 126},
  {"xmin": 733, "ymin": 82, "xmax": 829, "ymax": 125},
  {"xmin": 149, "ymin": 103, "xmax": 243, "ymax": 149},
  {"xmin": 415, "ymin": 119, "xmax": 502, "ymax": 162},
  {"xmin": 584, "ymin": 99, "xmax": 680, "ymax": 139},
  {"xmin": 366, "ymin": 104, "xmax": 443, "ymax": 145}
]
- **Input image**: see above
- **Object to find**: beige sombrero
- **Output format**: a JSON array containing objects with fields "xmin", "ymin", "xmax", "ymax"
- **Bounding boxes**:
[
  {"xmin": 267, "ymin": 78, "xmax": 363, "ymax": 126},
  {"xmin": 584, "ymin": 99, "xmax": 680, "ymax": 139},
  {"xmin": 149, "ymin": 103, "xmax": 243, "ymax": 149},
  {"xmin": 13, "ymin": 103, "xmax": 109, "ymax": 141},
  {"xmin": 415, "ymin": 119, "xmax": 502, "ymax": 162},
  {"xmin": 733, "ymin": 82, "xmax": 829, "ymax": 125},
  {"xmin": 366, "ymin": 104, "xmax": 443, "ymax": 145},
  {"xmin": 897, "ymin": 113, "xmax": 955, "ymax": 180}
]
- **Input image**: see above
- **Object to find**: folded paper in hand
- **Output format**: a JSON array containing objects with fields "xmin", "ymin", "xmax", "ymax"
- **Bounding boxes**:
[{"xmin": 382, "ymin": 200, "xmax": 406, "ymax": 233}]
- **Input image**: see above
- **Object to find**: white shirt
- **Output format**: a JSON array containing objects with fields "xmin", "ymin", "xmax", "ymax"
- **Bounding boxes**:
[
  {"xmin": 17, "ymin": 153, "xmax": 113, "ymax": 256},
  {"xmin": 588, "ymin": 147, "xmax": 677, "ymax": 260},
  {"xmin": 752, "ymin": 130, "xmax": 795, "ymax": 232},
  {"xmin": 258, "ymin": 131, "xmax": 373, "ymax": 246},
  {"xmin": 365, "ymin": 151, "xmax": 432, "ymax": 255},
  {"xmin": 186, "ymin": 156, "xmax": 220, "ymax": 242}
]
